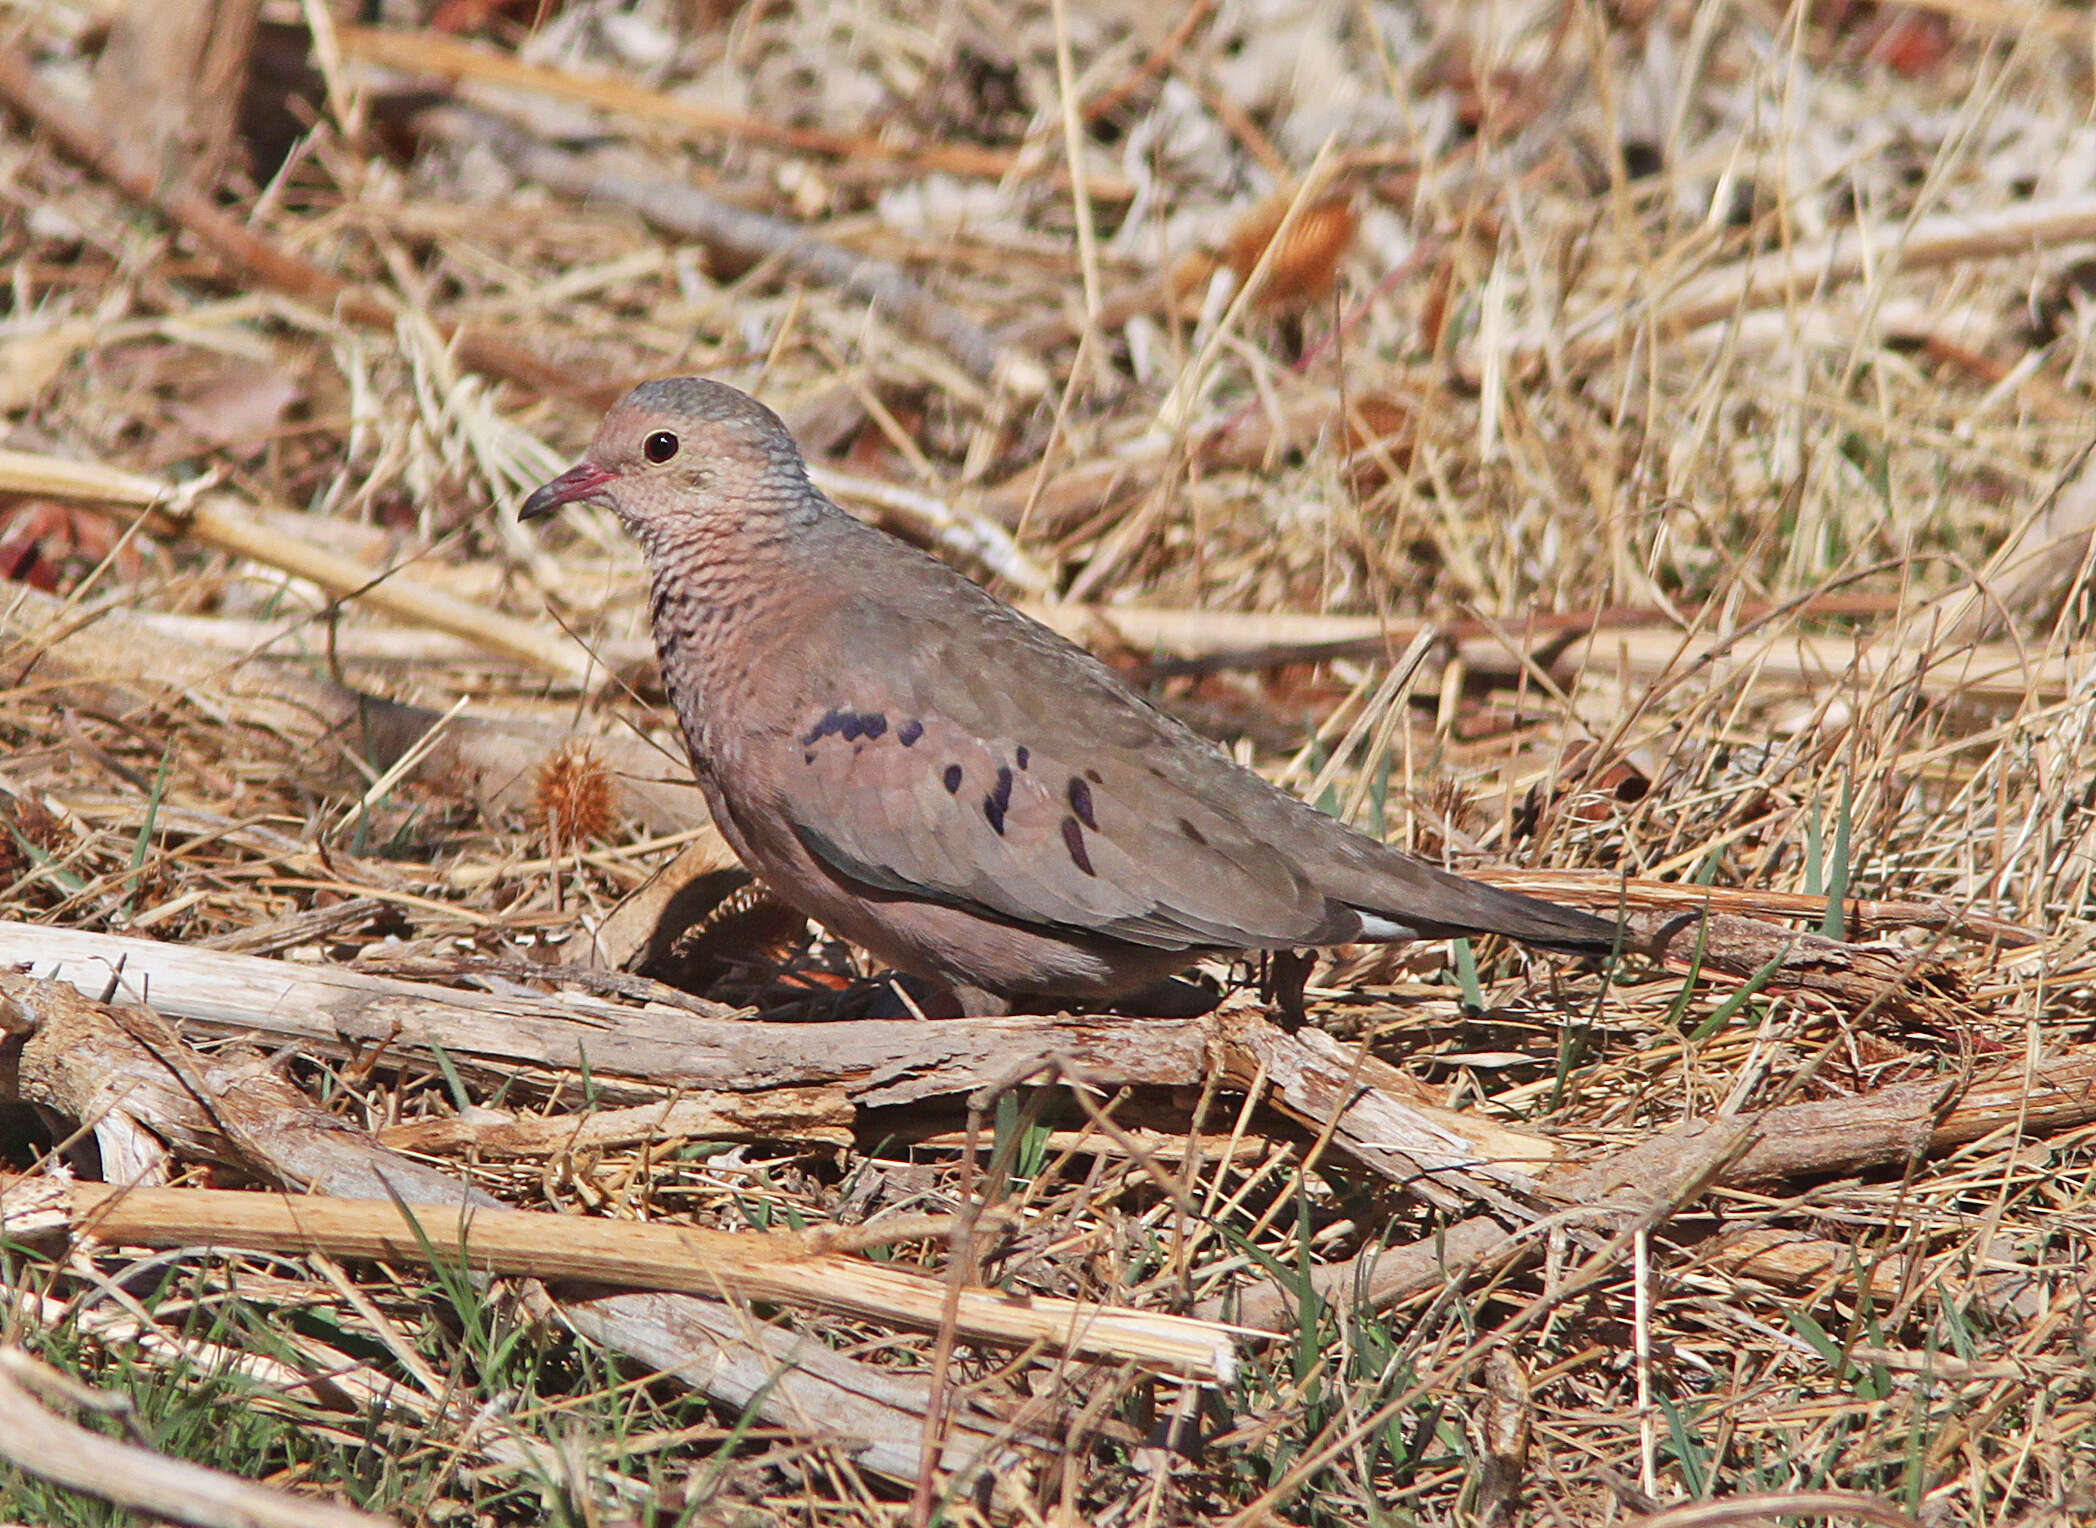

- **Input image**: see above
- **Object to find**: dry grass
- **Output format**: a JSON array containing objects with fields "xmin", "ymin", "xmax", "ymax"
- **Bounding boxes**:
[{"xmin": 2, "ymin": 0, "xmax": 2095, "ymax": 1524}]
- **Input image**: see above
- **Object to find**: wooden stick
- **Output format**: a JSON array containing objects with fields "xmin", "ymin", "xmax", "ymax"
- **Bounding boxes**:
[
  {"xmin": 0, "ymin": 919, "xmax": 1211, "ymax": 1100},
  {"xmin": 543, "ymin": 1288, "xmax": 1035, "ymax": 1490},
  {"xmin": 0, "ymin": 905, "xmax": 1954, "ymax": 1106},
  {"xmin": 1214, "ymin": 1004, "xmax": 1559, "ymax": 1215},
  {"xmin": 0, "ymin": 927, "xmax": 1569, "ymax": 1210},
  {"xmin": 376, "ymin": 1093, "xmax": 851, "ymax": 1156},
  {"xmin": 0, "ymin": 971, "xmax": 1022, "ymax": 1490},
  {"xmin": 0, "ymin": 1176, "xmax": 1248, "ymax": 1376}
]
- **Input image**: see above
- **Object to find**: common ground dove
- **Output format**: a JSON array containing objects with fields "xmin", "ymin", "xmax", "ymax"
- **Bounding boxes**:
[{"xmin": 523, "ymin": 379, "xmax": 1619, "ymax": 1014}]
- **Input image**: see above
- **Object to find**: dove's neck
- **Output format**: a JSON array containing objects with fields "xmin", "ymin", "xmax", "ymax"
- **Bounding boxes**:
[{"xmin": 640, "ymin": 489, "xmax": 853, "ymax": 756}]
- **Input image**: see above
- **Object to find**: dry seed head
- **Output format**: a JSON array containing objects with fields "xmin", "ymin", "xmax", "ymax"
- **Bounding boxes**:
[
  {"xmin": 1223, "ymin": 190, "xmax": 1359, "ymax": 310},
  {"xmin": 1410, "ymin": 776, "xmax": 1480, "ymax": 862},
  {"xmin": 531, "ymin": 741, "xmax": 617, "ymax": 846},
  {"xmin": 1342, "ymin": 393, "xmax": 1418, "ymax": 493},
  {"xmin": 1167, "ymin": 189, "xmax": 1361, "ymax": 315}
]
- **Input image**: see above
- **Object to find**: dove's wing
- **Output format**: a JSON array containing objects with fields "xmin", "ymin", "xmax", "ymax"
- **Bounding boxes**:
[{"xmin": 766, "ymin": 566, "xmax": 1613, "ymax": 955}]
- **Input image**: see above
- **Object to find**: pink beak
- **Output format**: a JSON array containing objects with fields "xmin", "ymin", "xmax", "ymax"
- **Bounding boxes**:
[{"xmin": 520, "ymin": 461, "xmax": 616, "ymax": 520}]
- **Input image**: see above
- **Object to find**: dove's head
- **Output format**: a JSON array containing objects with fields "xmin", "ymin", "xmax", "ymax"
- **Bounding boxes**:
[{"xmin": 520, "ymin": 378, "xmax": 815, "ymax": 545}]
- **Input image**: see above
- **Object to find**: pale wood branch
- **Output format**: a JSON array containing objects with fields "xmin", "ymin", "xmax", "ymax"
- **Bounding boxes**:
[
  {"xmin": 543, "ymin": 1290, "xmax": 1039, "ymax": 1493},
  {"xmin": 1215, "ymin": 1048, "xmax": 2096, "ymax": 1326},
  {"xmin": 0, "ymin": 919, "xmax": 1207, "ymax": 1104},
  {"xmin": 376, "ymin": 1092, "xmax": 851, "ymax": 1157},
  {"xmin": 0, "ymin": 926, "xmax": 1570, "ymax": 1213},
  {"xmin": 8, "ymin": 971, "xmax": 493, "ymax": 1207},
  {"xmin": 1, "ymin": 917, "xmax": 1958, "ymax": 1193}
]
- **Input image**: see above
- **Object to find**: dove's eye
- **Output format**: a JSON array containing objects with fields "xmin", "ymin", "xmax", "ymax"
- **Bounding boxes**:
[{"xmin": 643, "ymin": 431, "xmax": 680, "ymax": 464}]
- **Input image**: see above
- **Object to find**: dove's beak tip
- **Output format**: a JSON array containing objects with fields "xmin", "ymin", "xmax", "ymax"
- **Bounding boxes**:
[{"xmin": 521, "ymin": 461, "xmax": 615, "ymax": 521}]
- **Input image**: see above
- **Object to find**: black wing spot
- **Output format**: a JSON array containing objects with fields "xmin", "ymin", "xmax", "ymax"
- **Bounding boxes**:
[
  {"xmin": 1015, "ymin": 745, "xmax": 1030, "ymax": 770},
  {"xmin": 983, "ymin": 764, "xmax": 1014, "ymax": 835},
  {"xmin": 804, "ymin": 751, "xmax": 815, "ymax": 764},
  {"xmin": 802, "ymin": 709, "xmax": 886, "ymax": 746},
  {"xmin": 943, "ymin": 764, "xmax": 964, "ymax": 794},
  {"xmin": 1178, "ymin": 817, "xmax": 1207, "ymax": 846},
  {"xmin": 898, "ymin": 719, "xmax": 923, "ymax": 746},
  {"xmin": 1067, "ymin": 775, "xmax": 1098, "ymax": 830},
  {"xmin": 800, "ymin": 709, "xmax": 849, "ymax": 747},
  {"xmin": 1061, "ymin": 816, "xmax": 1095, "ymax": 876}
]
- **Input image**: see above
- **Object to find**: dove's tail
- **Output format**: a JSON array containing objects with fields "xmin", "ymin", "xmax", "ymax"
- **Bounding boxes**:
[{"xmin": 1336, "ymin": 856, "xmax": 1625, "ymax": 957}]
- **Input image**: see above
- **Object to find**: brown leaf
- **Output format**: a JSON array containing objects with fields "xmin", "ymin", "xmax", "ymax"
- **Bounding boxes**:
[{"xmin": 164, "ymin": 356, "xmax": 302, "ymax": 457}]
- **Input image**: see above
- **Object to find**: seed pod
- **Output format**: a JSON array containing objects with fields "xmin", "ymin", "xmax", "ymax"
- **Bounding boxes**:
[{"xmin": 531, "ymin": 740, "xmax": 617, "ymax": 849}]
